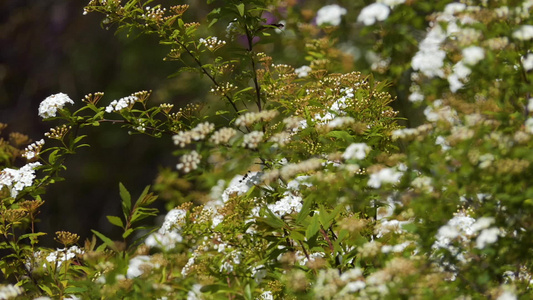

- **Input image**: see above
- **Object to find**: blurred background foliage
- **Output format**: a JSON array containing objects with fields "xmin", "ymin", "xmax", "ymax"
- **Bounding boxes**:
[{"xmin": 0, "ymin": 0, "xmax": 427, "ymax": 245}]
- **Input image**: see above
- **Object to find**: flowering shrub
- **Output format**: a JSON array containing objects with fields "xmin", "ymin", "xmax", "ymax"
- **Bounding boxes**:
[{"xmin": 1, "ymin": 0, "xmax": 533, "ymax": 299}]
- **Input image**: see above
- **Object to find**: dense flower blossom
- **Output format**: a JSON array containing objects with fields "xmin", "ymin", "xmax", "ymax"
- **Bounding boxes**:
[
  {"xmin": 377, "ymin": 0, "xmax": 405, "ymax": 8},
  {"xmin": 357, "ymin": 3, "xmax": 390, "ymax": 26},
  {"xmin": 0, "ymin": 162, "xmax": 41, "ymax": 198},
  {"xmin": 462, "ymin": 46, "xmax": 485, "ymax": 65},
  {"xmin": 522, "ymin": 54, "xmax": 533, "ymax": 71},
  {"xmin": 38, "ymin": 93, "xmax": 74, "ymax": 118},
  {"xmin": 513, "ymin": 25, "xmax": 533, "ymax": 40},
  {"xmin": 295, "ymin": 65, "xmax": 312, "ymax": 78},
  {"xmin": 176, "ymin": 151, "xmax": 201, "ymax": 173},
  {"xmin": 21, "ymin": 139, "xmax": 45, "ymax": 160},
  {"xmin": 0, "ymin": 284, "xmax": 23, "ymax": 299},
  {"xmin": 342, "ymin": 143, "xmax": 370, "ymax": 160},
  {"xmin": 411, "ymin": 26, "xmax": 447, "ymax": 78},
  {"xmin": 267, "ymin": 192, "xmax": 302, "ymax": 218},
  {"xmin": 316, "ymin": 4, "xmax": 347, "ymax": 26},
  {"xmin": 45, "ymin": 246, "xmax": 84, "ymax": 269},
  {"xmin": 127, "ymin": 255, "xmax": 155, "ymax": 278},
  {"xmin": 367, "ymin": 167, "xmax": 403, "ymax": 188},
  {"xmin": 105, "ymin": 96, "xmax": 137, "ymax": 113},
  {"xmin": 242, "ymin": 131, "xmax": 264, "ymax": 148},
  {"xmin": 199, "ymin": 36, "xmax": 226, "ymax": 51}
]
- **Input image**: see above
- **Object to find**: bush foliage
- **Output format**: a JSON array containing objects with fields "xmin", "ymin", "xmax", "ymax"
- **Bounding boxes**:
[{"xmin": 1, "ymin": 0, "xmax": 533, "ymax": 299}]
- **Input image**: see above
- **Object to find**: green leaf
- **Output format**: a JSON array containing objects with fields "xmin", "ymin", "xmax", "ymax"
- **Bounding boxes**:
[
  {"xmin": 325, "ymin": 130, "xmax": 354, "ymax": 142},
  {"xmin": 39, "ymin": 284, "xmax": 54, "ymax": 296},
  {"xmin": 236, "ymin": 3, "xmax": 245, "ymax": 17},
  {"xmin": 296, "ymin": 197, "xmax": 313, "ymax": 224},
  {"xmin": 290, "ymin": 230, "xmax": 305, "ymax": 242},
  {"xmin": 119, "ymin": 183, "xmax": 131, "ymax": 215},
  {"xmin": 64, "ymin": 286, "xmax": 88, "ymax": 294},
  {"xmin": 122, "ymin": 228, "xmax": 134, "ymax": 239},
  {"xmin": 306, "ymin": 215, "xmax": 320, "ymax": 240},
  {"xmin": 91, "ymin": 230, "xmax": 117, "ymax": 252},
  {"xmin": 48, "ymin": 149, "xmax": 60, "ymax": 165},
  {"xmin": 107, "ymin": 216, "xmax": 124, "ymax": 229},
  {"xmin": 244, "ymin": 284, "xmax": 252, "ymax": 300},
  {"xmin": 216, "ymin": 110, "xmax": 230, "ymax": 115}
]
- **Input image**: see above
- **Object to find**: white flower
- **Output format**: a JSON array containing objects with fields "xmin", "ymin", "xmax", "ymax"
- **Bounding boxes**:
[
  {"xmin": 242, "ymin": 131, "xmax": 264, "ymax": 149},
  {"xmin": 267, "ymin": 192, "xmax": 303, "ymax": 217},
  {"xmin": 377, "ymin": 0, "xmax": 405, "ymax": 8},
  {"xmin": 127, "ymin": 255, "xmax": 153, "ymax": 278},
  {"xmin": 343, "ymin": 143, "xmax": 370, "ymax": 160},
  {"xmin": 38, "ymin": 93, "xmax": 74, "ymax": 118},
  {"xmin": 513, "ymin": 25, "xmax": 533, "ymax": 40},
  {"xmin": 448, "ymin": 61, "xmax": 471, "ymax": 92},
  {"xmin": 462, "ymin": 46, "xmax": 485, "ymax": 65},
  {"xmin": 497, "ymin": 290, "xmax": 517, "ymax": 300},
  {"xmin": 0, "ymin": 284, "xmax": 23, "ymax": 299},
  {"xmin": 160, "ymin": 209, "xmax": 187, "ymax": 233},
  {"xmin": 411, "ymin": 26, "xmax": 447, "ymax": 78},
  {"xmin": 295, "ymin": 65, "xmax": 312, "ymax": 78},
  {"xmin": 475, "ymin": 227, "xmax": 501, "ymax": 249},
  {"xmin": 367, "ymin": 167, "xmax": 403, "ymax": 188},
  {"xmin": 260, "ymin": 291, "xmax": 274, "ymax": 300},
  {"xmin": 357, "ymin": 3, "xmax": 390, "ymax": 26},
  {"xmin": 525, "ymin": 118, "xmax": 533, "ymax": 134},
  {"xmin": 105, "ymin": 96, "xmax": 137, "ymax": 113},
  {"xmin": 522, "ymin": 54, "xmax": 533, "ymax": 71},
  {"xmin": 316, "ymin": 4, "xmax": 347, "ymax": 26},
  {"xmin": 221, "ymin": 172, "xmax": 262, "ymax": 202},
  {"xmin": 176, "ymin": 151, "xmax": 201, "ymax": 173},
  {"xmin": 443, "ymin": 3, "xmax": 466, "ymax": 15},
  {"xmin": 0, "ymin": 162, "xmax": 41, "ymax": 198}
]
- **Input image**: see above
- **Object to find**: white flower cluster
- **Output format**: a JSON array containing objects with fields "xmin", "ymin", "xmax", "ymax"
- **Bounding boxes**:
[
  {"xmin": 434, "ymin": 212, "xmax": 501, "ymax": 258},
  {"xmin": 173, "ymin": 122, "xmax": 215, "ymax": 147},
  {"xmin": 411, "ymin": 25, "xmax": 447, "ymax": 78},
  {"xmin": 278, "ymin": 158, "xmax": 322, "ymax": 181},
  {"xmin": 448, "ymin": 46, "xmax": 485, "ymax": 92},
  {"xmin": 357, "ymin": 3, "xmax": 390, "ymax": 26},
  {"xmin": 176, "ymin": 150, "xmax": 201, "ymax": 173},
  {"xmin": 316, "ymin": 4, "xmax": 347, "ymax": 26},
  {"xmin": 235, "ymin": 110, "xmax": 278, "ymax": 127},
  {"xmin": 199, "ymin": 36, "xmax": 226, "ymax": 51},
  {"xmin": 267, "ymin": 192, "xmax": 302, "ymax": 218},
  {"xmin": 411, "ymin": 176, "xmax": 433, "ymax": 193},
  {"xmin": 105, "ymin": 95, "xmax": 138, "ymax": 113},
  {"xmin": 221, "ymin": 172, "xmax": 262, "ymax": 203},
  {"xmin": 522, "ymin": 54, "xmax": 533, "ymax": 71},
  {"xmin": 295, "ymin": 65, "xmax": 312, "ymax": 78},
  {"xmin": 21, "ymin": 139, "xmax": 45, "ymax": 160},
  {"xmin": 209, "ymin": 127, "xmax": 237, "ymax": 145},
  {"xmin": 44, "ymin": 246, "xmax": 84, "ymax": 269},
  {"xmin": 145, "ymin": 208, "xmax": 186, "ymax": 250},
  {"xmin": 127, "ymin": 255, "xmax": 160, "ymax": 278},
  {"xmin": 314, "ymin": 87, "xmax": 354, "ymax": 125},
  {"xmin": 0, "ymin": 162, "xmax": 41, "ymax": 198},
  {"xmin": 0, "ymin": 284, "xmax": 23, "ymax": 299},
  {"xmin": 268, "ymin": 131, "xmax": 291, "ymax": 147},
  {"xmin": 367, "ymin": 166, "xmax": 403, "ymax": 188},
  {"xmin": 513, "ymin": 25, "xmax": 533, "ymax": 40},
  {"xmin": 242, "ymin": 131, "xmax": 264, "ymax": 149},
  {"xmin": 327, "ymin": 116, "xmax": 355, "ymax": 129},
  {"xmin": 38, "ymin": 93, "xmax": 74, "ymax": 118},
  {"xmin": 342, "ymin": 143, "xmax": 370, "ymax": 161},
  {"xmin": 391, "ymin": 124, "xmax": 433, "ymax": 140}
]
